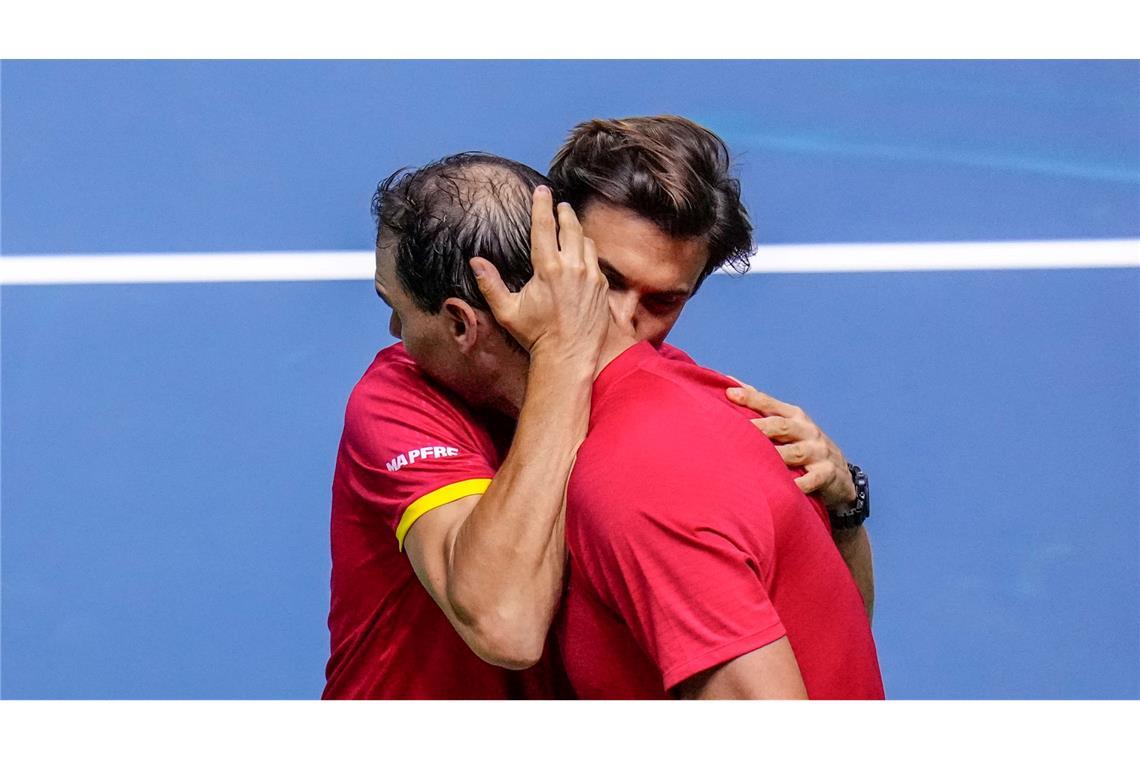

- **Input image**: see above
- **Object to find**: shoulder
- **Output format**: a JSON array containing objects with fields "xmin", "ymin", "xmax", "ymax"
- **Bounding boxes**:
[
  {"xmin": 334, "ymin": 344, "xmax": 499, "ymax": 532},
  {"xmin": 586, "ymin": 362, "xmax": 752, "ymax": 459},
  {"xmin": 656, "ymin": 342, "xmax": 697, "ymax": 365},
  {"xmin": 339, "ymin": 343, "xmax": 499, "ymax": 483},
  {"xmin": 571, "ymin": 365, "xmax": 766, "ymax": 526},
  {"xmin": 348, "ymin": 343, "xmax": 441, "ymax": 414},
  {"xmin": 345, "ymin": 343, "xmax": 475, "ymax": 439}
]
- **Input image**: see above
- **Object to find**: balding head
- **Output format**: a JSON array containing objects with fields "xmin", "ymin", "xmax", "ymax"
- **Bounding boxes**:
[{"xmin": 373, "ymin": 152, "xmax": 552, "ymax": 314}]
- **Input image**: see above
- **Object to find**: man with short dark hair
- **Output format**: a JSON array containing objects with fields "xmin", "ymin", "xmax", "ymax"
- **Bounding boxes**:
[
  {"xmin": 324, "ymin": 117, "xmax": 875, "ymax": 699},
  {"xmin": 324, "ymin": 154, "xmax": 593, "ymax": 698}
]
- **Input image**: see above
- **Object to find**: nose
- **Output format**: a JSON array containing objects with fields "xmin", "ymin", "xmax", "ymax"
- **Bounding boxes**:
[
  {"xmin": 388, "ymin": 311, "xmax": 402, "ymax": 339},
  {"xmin": 608, "ymin": 290, "xmax": 639, "ymax": 336}
]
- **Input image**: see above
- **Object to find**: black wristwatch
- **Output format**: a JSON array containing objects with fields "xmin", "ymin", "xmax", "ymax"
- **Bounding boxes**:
[{"xmin": 829, "ymin": 463, "xmax": 870, "ymax": 531}]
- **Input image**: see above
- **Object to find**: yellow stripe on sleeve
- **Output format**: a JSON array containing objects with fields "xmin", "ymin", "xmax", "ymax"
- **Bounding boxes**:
[{"xmin": 395, "ymin": 478, "xmax": 492, "ymax": 551}]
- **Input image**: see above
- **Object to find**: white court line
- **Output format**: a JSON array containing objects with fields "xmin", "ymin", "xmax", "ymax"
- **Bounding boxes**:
[{"xmin": 1, "ymin": 239, "xmax": 1138, "ymax": 285}]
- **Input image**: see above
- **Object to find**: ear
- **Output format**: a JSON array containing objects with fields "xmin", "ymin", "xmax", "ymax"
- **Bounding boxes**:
[{"xmin": 440, "ymin": 297, "xmax": 482, "ymax": 354}]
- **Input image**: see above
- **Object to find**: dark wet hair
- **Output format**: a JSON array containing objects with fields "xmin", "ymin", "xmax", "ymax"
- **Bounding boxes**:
[
  {"xmin": 548, "ymin": 115, "xmax": 753, "ymax": 283},
  {"xmin": 373, "ymin": 152, "xmax": 550, "ymax": 313}
]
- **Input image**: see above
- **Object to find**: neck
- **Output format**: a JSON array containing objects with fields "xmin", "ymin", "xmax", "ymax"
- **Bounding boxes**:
[
  {"xmin": 594, "ymin": 329, "xmax": 639, "ymax": 380},
  {"xmin": 486, "ymin": 354, "xmax": 529, "ymax": 419},
  {"xmin": 493, "ymin": 329, "xmax": 639, "ymax": 419}
]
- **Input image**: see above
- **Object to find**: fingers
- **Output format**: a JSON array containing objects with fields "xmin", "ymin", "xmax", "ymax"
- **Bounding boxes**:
[
  {"xmin": 729, "ymin": 384, "xmax": 856, "ymax": 505},
  {"xmin": 469, "ymin": 257, "xmax": 513, "ymax": 319},
  {"xmin": 751, "ymin": 415, "xmax": 812, "ymax": 444},
  {"xmin": 791, "ymin": 459, "xmax": 856, "ymax": 506},
  {"xmin": 556, "ymin": 201, "xmax": 583, "ymax": 259},
  {"xmin": 793, "ymin": 467, "xmax": 830, "ymax": 496},
  {"xmin": 582, "ymin": 236, "xmax": 600, "ymax": 270},
  {"xmin": 775, "ymin": 441, "xmax": 822, "ymax": 467},
  {"xmin": 726, "ymin": 385, "xmax": 803, "ymax": 420},
  {"xmin": 530, "ymin": 186, "xmax": 557, "ymax": 270}
]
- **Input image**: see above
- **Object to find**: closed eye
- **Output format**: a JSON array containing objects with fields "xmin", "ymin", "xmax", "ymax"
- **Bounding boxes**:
[{"xmin": 644, "ymin": 294, "xmax": 687, "ymax": 314}]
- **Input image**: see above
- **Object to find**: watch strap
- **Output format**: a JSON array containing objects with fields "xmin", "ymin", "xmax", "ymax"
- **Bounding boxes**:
[{"xmin": 829, "ymin": 462, "xmax": 870, "ymax": 530}]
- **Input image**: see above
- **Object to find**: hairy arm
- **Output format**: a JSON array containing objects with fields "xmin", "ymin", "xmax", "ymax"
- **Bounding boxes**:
[
  {"xmin": 405, "ymin": 352, "xmax": 592, "ymax": 668},
  {"xmin": 833, "ymin": 525, "xmax": 874, "ymax": 622},
  {"xmin": 404, "ymin": 188, "xmax": 610, "ymax": 669}
]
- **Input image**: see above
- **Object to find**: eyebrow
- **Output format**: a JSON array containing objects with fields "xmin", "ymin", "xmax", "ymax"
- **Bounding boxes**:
[
  {"xmin": 598, "ymin": 259, "xmax": 692, "ymax": 298},
  {"xmin": 597, "ymin": 260, "xmax": 629, "ymax": 289}
]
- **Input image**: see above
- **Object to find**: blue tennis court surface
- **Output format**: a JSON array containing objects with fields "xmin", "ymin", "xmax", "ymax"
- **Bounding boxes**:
[{"xmin": 2, "ymin": 61, "xmax": 1138, "ymax": 698}]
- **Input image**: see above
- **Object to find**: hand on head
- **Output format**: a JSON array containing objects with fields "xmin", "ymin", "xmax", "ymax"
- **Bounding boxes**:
[{"xmin": 470, "ymin": 186, "xmax": 614, "ymax": 365}]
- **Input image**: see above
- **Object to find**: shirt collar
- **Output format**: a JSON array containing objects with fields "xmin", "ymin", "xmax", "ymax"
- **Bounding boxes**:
[{"xmin": 592, "ymin": 340, "xmax": 659, "ymax": 400}]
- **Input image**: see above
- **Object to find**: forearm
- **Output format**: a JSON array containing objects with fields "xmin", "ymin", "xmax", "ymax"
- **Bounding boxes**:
[
  {"xmin": 833, "ymin": 525, "xmax": 875, "ymax": 623},
  {"xmin": 446, "ymin": 349, "xmax": 594, "ymax": 663}
]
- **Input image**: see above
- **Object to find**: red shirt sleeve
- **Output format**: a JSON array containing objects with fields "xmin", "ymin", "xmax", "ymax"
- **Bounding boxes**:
[
  {"xmin": 337, "ymin": 347, "xmax": 499, "ymax": 547},
  {"xmin": 566, "ymin": 379, "xmax": 788, "ymax": 691}
]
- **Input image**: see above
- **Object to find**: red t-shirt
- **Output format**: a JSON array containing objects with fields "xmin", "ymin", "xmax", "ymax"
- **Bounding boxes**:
[
  {"xmin": 323, "ymin": 343, "xmax": 567, "ymax": 699},
  {"xmin": 559, "ymin": 341, "xmax": 884, "ymax": 699}
]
